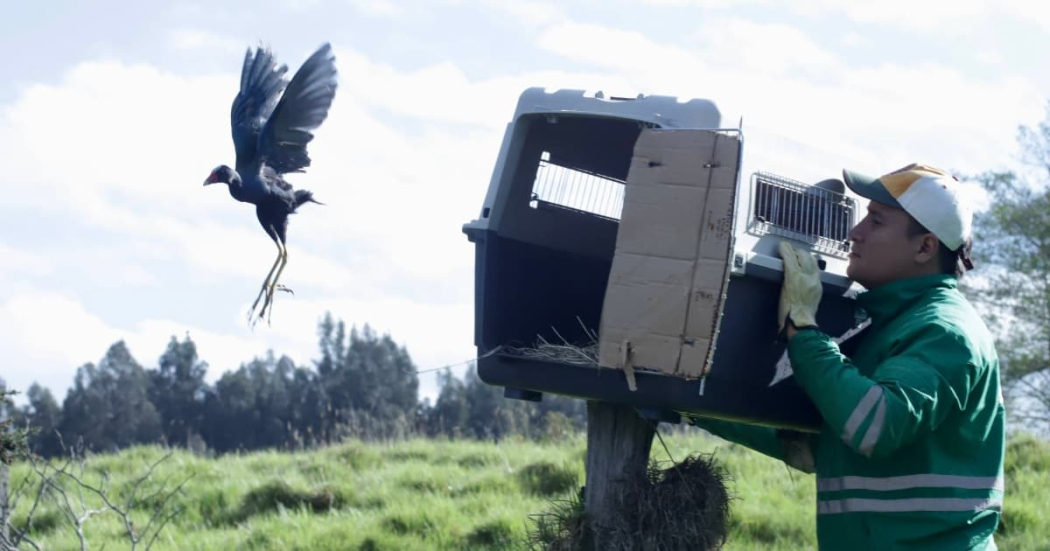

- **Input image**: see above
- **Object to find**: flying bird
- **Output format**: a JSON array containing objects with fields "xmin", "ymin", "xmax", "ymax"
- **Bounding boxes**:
[{"xmin": 204, "ymin": 43, "xmax": 337, "ymax": 327}]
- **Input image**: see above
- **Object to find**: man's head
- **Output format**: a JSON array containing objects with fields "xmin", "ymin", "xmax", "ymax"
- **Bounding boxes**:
[{"xmin": 842, "ymin": 163, "xmax": 974, "ymax": 289}]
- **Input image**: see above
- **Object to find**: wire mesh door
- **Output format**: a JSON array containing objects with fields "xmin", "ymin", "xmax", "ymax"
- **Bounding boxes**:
[
  {"xmin": 749, "ymin": 171, "xmax": 855, "ymax": 256},
  {"xmin": 529, "ymin": 151, "xmax": 626, "ymax": 220}
]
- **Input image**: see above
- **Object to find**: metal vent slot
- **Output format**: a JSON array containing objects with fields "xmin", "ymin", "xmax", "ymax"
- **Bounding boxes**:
[
  {"xmin": 750, "ymin": 171, "xmax": 855, "ymax": 256},
  {"xmin": 529, "ymin": 151, "xmax": 625, "ymax": 220}
]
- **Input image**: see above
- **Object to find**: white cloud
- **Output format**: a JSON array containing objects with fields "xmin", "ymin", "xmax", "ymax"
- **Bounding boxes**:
[
  {"xmin": 534, "ymin": 17, "xmax": 1044, "ymax": 177},
  {"xmin": 997, "ymin": 1, "xmax": 1050, "ymax": 31},
  {"xmin": 0, "ymin": 292, "xmax": 279, "ymax": 402},
  {"xmin": 0, "ymin": 50, "xmax": 489, "ymax": 298},
  {"xmin": 347, "ymin": 0, "xmax": 406, "ymax": 17},
  {"xmin": 332, "ymin": 47, "xmax": 627, "ymax": 128},
  {"xmin": 0, "ymin": 60, "xmax": 232, "ymax": 208},
  {"xmin": 641, "ymin": 0, "xmax": 774, "ymax": 7},
  {"xmin": 813, "ymin": 0, "xmax": 990, "ymax": 30},
  {"xmin": 540, "ymin": 22, "xmax": 704, "ymax": 79},
  {"xmin": 249, "ymin": 292, "xmax": 476, "ymax": 395},
  {"xmin": 841, "ymin": 30, "xmax": 862, "ymax": 47},
  {"xmin": 641, "ymin": 0, "xmax": 1050, "ymax": 35},
  {"xmin": 0, "ymin": 48, "xmax": 512, "ymax": 406},
  {"xmin": 814, "ymin": 0, "xmax": 1050, "ymax": 33},
  {"xmin": 690, "ymin": 17, "xmax": 840, "ymax": 77},
  {"xmin": 0, "ymin": 293, "xmax": 122, "ymax": 391},
  {"xmin": 0, "ymin": 285, "xmax": 468, "ymax": 407},
  {"xmin": 976, "ymin": 51, "xmax": 1004, "ymax": 65},
  {"xmin": 642, "ymin": 0, "xmax": 991, "ymax": 31},
  {"xmin": 0, "ymin": 240, "xmax": 52, "ymax": 279},
  {"xmin": 480, "ymin": 0, "xmax": 565, "ymax": 26},
  {"xmin": 167, "ymin": 29, "xmax": 245, "ymax": 55}
]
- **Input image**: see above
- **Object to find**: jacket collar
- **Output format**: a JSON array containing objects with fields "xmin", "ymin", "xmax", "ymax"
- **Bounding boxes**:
[{"xmin": 856, "ymin": 273, "xmax": 957, "ymax": 324}]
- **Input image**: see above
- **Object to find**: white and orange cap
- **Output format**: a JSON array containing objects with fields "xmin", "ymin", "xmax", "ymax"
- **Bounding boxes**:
[{"xmin": 843, "ymin": 163, "xmax": 974, "ymax": 258}]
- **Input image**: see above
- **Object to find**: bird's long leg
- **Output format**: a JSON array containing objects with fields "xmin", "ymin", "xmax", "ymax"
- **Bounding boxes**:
[
  {"xmin": 263, "ymin": 244, "xmax": 291, "ymax": 326},
  {"xmin": 248, "ymin": 239, "xmax": 284, "ymax": 324}
]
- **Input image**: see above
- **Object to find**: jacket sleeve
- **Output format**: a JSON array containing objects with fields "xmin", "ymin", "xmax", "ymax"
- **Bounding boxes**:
[
  {"xmin": 787, "ymin": 324, "xmax": 976, "ymax": 458},
  {"xmin": 688, "ymin": 416, "xmax": 817, "ymax": 473}
]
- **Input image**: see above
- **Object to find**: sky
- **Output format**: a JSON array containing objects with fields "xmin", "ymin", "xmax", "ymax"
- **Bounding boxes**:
[{"xmin": 1, "ymin": 0, "xmax": 1048, "ymax": 407}]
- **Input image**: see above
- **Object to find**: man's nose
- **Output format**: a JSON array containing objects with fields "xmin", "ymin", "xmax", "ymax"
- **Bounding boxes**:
[{"xmin": 848, "ymin": 223, "xmax": 863, "ymax": 242}]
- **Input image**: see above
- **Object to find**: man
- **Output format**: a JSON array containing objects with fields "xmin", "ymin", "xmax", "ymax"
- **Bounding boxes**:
[{"xmin": 690, "ymin": 164, "xmax": 1005, "ymax": 550}]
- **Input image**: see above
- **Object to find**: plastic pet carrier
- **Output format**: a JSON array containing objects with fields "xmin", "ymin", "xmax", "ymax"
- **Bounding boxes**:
[{"xmin": 462, "ymin": 88, "xmax": 863, "ymax": 432}]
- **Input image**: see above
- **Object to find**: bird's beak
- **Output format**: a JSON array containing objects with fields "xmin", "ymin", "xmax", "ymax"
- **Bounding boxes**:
[{"xmin": 203, "ymin": 175, "xmax": 216, "ymax": 186}]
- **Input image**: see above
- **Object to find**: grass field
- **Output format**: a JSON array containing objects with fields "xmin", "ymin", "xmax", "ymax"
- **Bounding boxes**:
[{"xmin": 6, "ymin": 430, "xmax": 1048, "ymax": 550}]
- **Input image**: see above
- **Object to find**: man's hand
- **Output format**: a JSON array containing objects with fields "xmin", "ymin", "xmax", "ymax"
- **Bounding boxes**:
[{"xmin": 778, "ymin": 241, "xmax": 823, "ymax": 335}]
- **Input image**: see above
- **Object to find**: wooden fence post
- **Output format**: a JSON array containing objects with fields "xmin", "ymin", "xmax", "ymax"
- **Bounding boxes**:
[{"xmin": 584, "ymin": 400, "xmax": 655, "ymax": 549}]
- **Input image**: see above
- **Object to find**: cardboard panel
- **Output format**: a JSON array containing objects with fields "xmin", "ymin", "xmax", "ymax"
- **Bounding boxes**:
[
  {"xmin": 598, "ymin": 128, "xmax": 741, "ymax": 383},
  {"xmin": 677, "ymin": 339, "xmax": 714, "ymax": 377},
  {"xmin": 615, "ymin": 184, "xmax": 710, "ymax": 260}
]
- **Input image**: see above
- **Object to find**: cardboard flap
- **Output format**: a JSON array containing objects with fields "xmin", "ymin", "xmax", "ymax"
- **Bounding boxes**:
[{"xmin": 598, "ymin": 129, "xmax": 742, "ymax": 380}]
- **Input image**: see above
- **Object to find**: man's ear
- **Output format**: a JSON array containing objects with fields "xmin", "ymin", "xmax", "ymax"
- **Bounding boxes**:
[{"xmin": 914, "ymin": 233, "xmax": 940, "ymax": 264}]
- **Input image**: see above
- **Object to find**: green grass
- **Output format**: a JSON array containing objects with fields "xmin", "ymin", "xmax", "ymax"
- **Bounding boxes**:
[{"xmin": 6, "ymin": 431, "xmax": 1048, "ymax": 550}]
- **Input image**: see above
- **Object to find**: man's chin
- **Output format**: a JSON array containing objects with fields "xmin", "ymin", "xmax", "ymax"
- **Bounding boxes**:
[{"xmin": 846, "ymin": 263, "xmax": 867, "ymax": 286}]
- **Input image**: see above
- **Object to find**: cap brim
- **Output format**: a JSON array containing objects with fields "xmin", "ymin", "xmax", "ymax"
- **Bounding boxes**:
[{"xmin": 842, "ymin": 169, "xmax": 902, "ymax": 208}]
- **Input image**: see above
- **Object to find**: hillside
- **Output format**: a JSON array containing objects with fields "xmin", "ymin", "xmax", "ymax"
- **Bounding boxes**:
[{"xmin": 6, "ymin": 431, "xmax": 1047, "ymax": 550}]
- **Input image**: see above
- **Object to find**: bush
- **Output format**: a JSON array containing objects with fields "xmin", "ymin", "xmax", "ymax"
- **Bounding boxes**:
[
  {"xmin": 227, "ymin": 480, "xmax": 344, "ymax": 524},
  {"xmin": 517, "ymin": 461, "xmax": 579, "ymax": 497}
]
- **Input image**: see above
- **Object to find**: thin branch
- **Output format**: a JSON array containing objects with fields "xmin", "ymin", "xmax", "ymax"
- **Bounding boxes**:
[
  {"xmin": 7, "ymin": 466, "xmax": 33, "ymax": 517},
  {"xmin": 2, "ymin": 526, "xmax": 41, "ymax": 551},
  {"xmin": 5, "ymin": 467, "xmax": 47, "ymax": 549},
  {"xmin": 141, "ymin": 476, "xmax": 192, "ymax": 550},
  {"xmin": 53, "ymin": 448, "xmax": 189, "ymax": 551},
  {"xmin": 10, "ymin": 439, "xmax": 187, "ymax": 551},
  {"xmin": 29, "ymin": 453, "xmax": 95, "ymax": 551},
  {"xmin": 144, "ymin": 504, "xmax": 184, "ymax": 551}
]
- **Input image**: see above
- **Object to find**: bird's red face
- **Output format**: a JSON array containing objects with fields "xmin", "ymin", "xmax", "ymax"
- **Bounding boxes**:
[
  {"xmin": 204, "ymin": 168, "xmax": 220, "ymax": 186},
  {"xmin": 204, "ymin": 165, "xmax": 232, "ymax": 186}
]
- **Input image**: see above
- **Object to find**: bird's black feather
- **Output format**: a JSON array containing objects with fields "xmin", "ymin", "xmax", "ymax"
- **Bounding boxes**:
[
  {"xmin": 257, "ymin": 43, "xmax": 338, "ymax": 174},
  {"xmin": 230, "ymin": 45, "xmax": 289, "ymax": 173}
]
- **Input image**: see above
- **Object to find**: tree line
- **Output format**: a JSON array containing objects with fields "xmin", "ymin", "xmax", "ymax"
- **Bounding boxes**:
[{"xmin": 0, "ymin": 312, "xmax": 585, "ymax": 458}]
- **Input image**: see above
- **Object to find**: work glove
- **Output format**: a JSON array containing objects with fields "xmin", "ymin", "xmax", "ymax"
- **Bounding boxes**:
[{"xmin": 777, "ymin": 241, "xmax": 822, "ymax": 334}]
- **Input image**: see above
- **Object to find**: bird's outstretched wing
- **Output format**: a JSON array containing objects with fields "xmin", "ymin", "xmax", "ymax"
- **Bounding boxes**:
[
  {"xmin": 230, "ymin": 46, "xmax": 289, "ymax": 169},
  {"xmin": 257, "ymin": 43, "xmax": 337, "ymax": 175}
]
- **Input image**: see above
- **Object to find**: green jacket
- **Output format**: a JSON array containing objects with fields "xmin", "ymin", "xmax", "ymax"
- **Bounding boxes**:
[{"xmin": 691, "ymin": 274, "xmax": 1005, "ymax": 550}]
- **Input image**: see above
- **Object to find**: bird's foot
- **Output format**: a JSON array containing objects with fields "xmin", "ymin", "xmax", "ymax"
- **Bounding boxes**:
[
  {"xmin": 261, "ymin": 288, "xmax": 280, "ymax": 327},
  {"xmin": 246, "ymin": 284, "xmax": 290, "ymax": 330},
  {"xmin": 248, "ymin": 283, "xmax": 271, "ymax": 326},
  {"xmin": 248, "ymin": 301, "xmax": 267, "ymax": 329},
  {"xmin": 249, "ymin": 307, "xmax": 264, "ymax": 330},
  {"xmin": 249, "ymin": 293, "xmax": 274, "ymax": 330},
  {"xmin": 261, "ymin": 297, "xmax": 276, "ymax": 327},
  {"xmin": 253, "ymin": 302, "xmax": 271, "ymax": 329}
]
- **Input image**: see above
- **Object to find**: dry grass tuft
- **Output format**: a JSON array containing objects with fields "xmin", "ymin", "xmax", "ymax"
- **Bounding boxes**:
[
  {"xmin": 504, "ymin": 318, "xmax": 601, "ymax": 366},
  {"xmin": 526, "ymin": 452, "xmax": 731, "ymax": 551}
]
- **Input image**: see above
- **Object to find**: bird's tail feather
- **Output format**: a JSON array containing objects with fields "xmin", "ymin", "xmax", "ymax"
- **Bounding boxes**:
[{"xmin": 293, "ymin": 189, "xmax": 324, "ymax": 209}]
